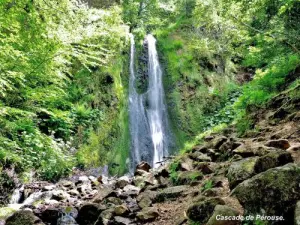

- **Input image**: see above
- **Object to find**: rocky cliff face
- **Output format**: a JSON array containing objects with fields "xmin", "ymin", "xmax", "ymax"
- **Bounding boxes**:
[{"xmin": 1, "ymin": 88, "xmax": 299, "ymax": 225}]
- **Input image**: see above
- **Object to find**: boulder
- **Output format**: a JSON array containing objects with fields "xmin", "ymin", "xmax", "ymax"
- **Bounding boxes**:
[
  {"xmin": 179, "ymin": 156, "xmax": 194, "ymax": 171},
  {"xmin": 93, "ymin": 186, "xmax": 114, "ymax": 203},
  {"xmin": 136, "ymin": 207, "xmax": 159, "ymax": 221},
  {"xmin": 254, "ymin": 150, "xmax": 293, "ymax": 173},
  {"xmin": 194, "ymin": 162, "xmax": 216, "ymax": 174},
  {"xmin": 177, "ymin": 171, "xmax": 203, "ymax": 185},
  {"xmin": 107, "ymin": 197, "xmax": 122, "ymax": 205},
  {"xmin": 57, "ymin": 215, "xmax": 78, "ymax": 225},
  {"xmin": 77, "ymin": 203, "xmax": 102, "ymax": 225},
  {"xmin": 206, "ymin": 205, "xmax": 241, "ymax": 225},
  {"xmin": 137, "ymin": 190, "xmax": 157, "ymax": 208},
  {"xmin": 116, "ymin": 176, "xmax": 131, "ymax": 189},
  {"xmin": 40, "ymin": 208, "xmax": 60, "ymax": 225},
  {"xmin": 186, "ymin": 197, "xmax": 225, "ymax": 223},
  {"xmin": 265, "ymin": 139, "xmax": 291, "ymax": 150},
  {"xmin": 6, "ymin": 210, "xmax": 44, "ymax": 225},
  {"xmin": 113, "ymin": 216, "xmax": 133, "ymax": 225},
  {"xmin": 114, "ymin": 205, "xmax": 129, "ymax": 216},
  {"xmin": 122, "ymin": 185, "xmax": 141, "ymax": 196},
  {"xmin": 227, "ymin": 157, "xmax": 259, "ymax": 189},
  {"xmin": 188, "ymin": 152, "xmax": 212, "ymax": 162},
  {"xmin": 232, "ymin": 163, "xmax": 300, "ymax": 224},
  {"xmin": 232, "ymin": 142, "xmax": 270, "ymax": 157},
  {"xmin": 156, "ymin": 185, "xmax": 188, "ymax": 202},
  {"xmin": 212, "ymin": 136, "xmax": 228, "ymax": 149},
  {"xmin": 136, "ymin": 162, "xmax": 151, "ymax": 172}
]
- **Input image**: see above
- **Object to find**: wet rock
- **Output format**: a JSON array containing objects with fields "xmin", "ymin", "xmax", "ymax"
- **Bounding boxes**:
[
  {"xmin": 227, "ymin": 157, "xmax": 259, "ymax": 189},
  {"xmin": 206, "ymin": 205, "xmax": 241, "ymax": 225},
  {"xmin": 156, "ymin": 185, "xmax": 188, "ymax": 202},
  {"xmin": 114, "ymin": 205, "xmax": 129, "ymax": 216},
  {"xmin": 265, "ymin": 139, "xmax": 291, "ymax": 150},
  {"xmin": 232, "ymin": 163, "xmax": 300, "ymax": 224},
  {"xmin": 136, "ymin": 161, "xmax": 151, "ymax": 172},
  {"xmin": 295, "ymin": 201, "xmax": 300, "ymax": 225},
  {"xmin": 136, "ymin": 207, "xmax": 159, "ymax": 221},
  {"xmin": 77, "ymin": 203, "xmax": 102, "ymax": 225},
  {"xmin": 134, "ymin": 169, "xmax": 148, "ymax": 176},
  {"xmin": 186, "ymin": 197, "xmax": 225, "ymax": 223},
  {"xmin": 177, "ymin": 171, "xmax": 203, "ymax": 185},
  {"xmin": 6, "ymin": 210, "xmax": 44, "ymax": 225}
]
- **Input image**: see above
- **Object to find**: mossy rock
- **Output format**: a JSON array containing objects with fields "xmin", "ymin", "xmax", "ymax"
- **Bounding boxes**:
[
  {"xmin": 6, "ymin": 210, "xmax": 44, "ymax": 225},
  {"xmin": 177, "ymin": 171, "xmax": 203, "ymax": 185},
  {"xmin": 186, "ymin": 197, "xmax": 225, "ymax": 223},
  {"xmin": 227, "ymin": 157, "xmax": 259, "ymax": 189},
  {"xmin": 206, "ymin": 205, "xmax": 241, "ymax": 225},
  {"xmin": 232, "ymin": 163, "xmax": 300, "ymax": 225}
]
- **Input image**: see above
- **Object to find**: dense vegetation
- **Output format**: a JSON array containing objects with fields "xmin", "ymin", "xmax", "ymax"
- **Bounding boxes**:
[{"xmin": 0, "ymin": 0, "xmax": 299, "ymax": 180}]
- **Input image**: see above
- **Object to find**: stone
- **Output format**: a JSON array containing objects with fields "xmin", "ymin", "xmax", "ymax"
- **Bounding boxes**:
[
  {"xmin": 77, "ymin": 203, "xmax": 102, "ymax": 225},
  {"xmin": 93, "ymin": 186, "xmax": 114, "ymax": 203},
  {"xmin": 52, "ymin": 190, "xmax": 70, "ymax": 201},
  {"xmin": 60, "ymin": 180, "xmax": 73, "ymax": 188},
  {"xmin": 113, "ymin": 216, "xmax": 132, "ymax": 225},
  {"xmin": 68, "ymin": 189, "xmax": 80, "ymax": 197},
  {"xmin": 206, "ymin": 205, "xmax": 241, "ymax": 225},
  {"xmin": 0, "ymin": 207, "xmax": 17, "ymax": 222},
  {"xmin": 232, "ymin": 142, "xmax": 269, "ymax": 157},
  {"xmin": 177, "ymin": 171, "xmax": 203, "ymax": 185},
  {"xmin": 227, "ymin": 157, "xmax": 259, "ymax": 189},
  {"xmin": 180, "ymin": 155, "xmax": 194, "ymax": 171},
  {"xmin": 212, "ymin": 136, "xmax": 228, "ymax": 149},
  {"xmin": 136, "ymin": 207, "xmax": 159, "ymax": 221},
  {"xmin": 194, "ymin": 162, "xmax": 215, "ymax": 174},
  {"xmin": 114, "ymin": 205, "xmax": 129, "ymax": 216},
  {"xmin": 40, "ymin": 208, "xmax": 60, "ymax": 225},
  {"xmin": 43, "ymin": 185, "xmax": 56, "ymax": 191},
  {"xmin": 265, "ymin": 139, "xmax": 291, "ymax": 150},
  {"xmin": 254, "ymin": 150, "xmax": 293, "ymax": 173},
  {"xmin": 137, "ymin": 190, "xmax": 157, "ymax": 208},
  {"xmin": 134, "ymin": 169, "xmax": 148, "ymax": 176},
  {"xmin": 122, "ymin": 185, "xmax": 141, "ymax": 196},
  {"xmin": 57, "ymin": 215, "xmax": 78, "ymax": 225},
  {"xmin": 189, "ymin": 152, "xmax": 212, "ymax": 162},
  {"xmin": 295, "ymin": 201, "xmax": 300, "ymax": 225},
  {"xmin": 156, "ymin": 185, "xmax": 188, "ymax": 202},
  {"xmin": 186, "ymin": 197, "xmax": 225, "ymax": 223},
  {"xmin": 232, "ymin": 163, "xmax": 300, "ymax": 225},
  {"xmin": 99, "ymin": 208, "xmax": 114, "ymax": 220},
  {"xmin": 136, "ymin": 161, "xmax": 151, "ymax": 172},
  {"xmin": 107, "ymin": 197, "xmax": 122, "ymax": 205},
  {"xmin": 6, "ymin": 210, "xmax": 44, "ymax": 225},
  {"xmin": 116, "ymin": 176, "xmax": 131, "ymax": 189}
]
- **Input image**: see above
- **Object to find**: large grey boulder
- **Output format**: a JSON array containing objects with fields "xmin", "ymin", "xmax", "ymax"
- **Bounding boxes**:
[{"xmin": 232, "ymin": 163, "xmax": 300, "ymax": 225}]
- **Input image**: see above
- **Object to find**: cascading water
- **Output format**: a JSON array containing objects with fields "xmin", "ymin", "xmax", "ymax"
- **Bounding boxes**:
[{"xmin": 129, "ymin": 34, "xmax": 173, "ymax": 171}]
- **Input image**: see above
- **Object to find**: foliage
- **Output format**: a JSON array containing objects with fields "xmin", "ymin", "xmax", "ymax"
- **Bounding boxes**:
[
  {"xmin": 0, "ymin": 0, "xmax": 128, "ymax": 180},
  {"xmin": 202, "ymin": 179, "xmax": 213, "ymax": 191}
]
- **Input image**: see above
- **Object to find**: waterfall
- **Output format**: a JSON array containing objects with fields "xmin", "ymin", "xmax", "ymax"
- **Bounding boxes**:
[{"xmin": 129, "ymin": 34, "xmax": 172, "ymax": 171}]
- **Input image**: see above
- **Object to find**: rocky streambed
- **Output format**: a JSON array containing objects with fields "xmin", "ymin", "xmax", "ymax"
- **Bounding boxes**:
[{"xmin": 1, "ymin": 93, "xmax": 300, "ymax": 225}]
